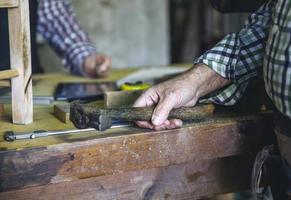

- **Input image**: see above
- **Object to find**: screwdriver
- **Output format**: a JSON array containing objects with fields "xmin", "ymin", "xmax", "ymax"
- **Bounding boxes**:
[{"xmin": 4, "ymin": 122, "xmax": 130, "ymax": 142}]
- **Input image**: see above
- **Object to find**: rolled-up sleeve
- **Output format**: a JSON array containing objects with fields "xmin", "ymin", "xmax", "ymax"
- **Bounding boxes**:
[
  {"xmin": 195, "ymin": 0, "xmax": 274, "ymax": 105},
  {"xmin": 37, "ymin": 0, "xmax": 97, "ymax": 75}
]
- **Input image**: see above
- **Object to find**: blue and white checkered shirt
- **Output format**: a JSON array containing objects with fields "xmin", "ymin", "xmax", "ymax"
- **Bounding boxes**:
[
  {"xmin": 37, "ymin": 0, "xmax": 97, "ymax": 76},
  {"xmin": 195, "ymin": 0, "xmax": 291, "ymax": 118}
]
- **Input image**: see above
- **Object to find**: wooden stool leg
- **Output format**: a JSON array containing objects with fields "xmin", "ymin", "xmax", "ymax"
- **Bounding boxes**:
[{"xmin": 8, "ymin": 0, "xmax": 33, "ymax": 124}]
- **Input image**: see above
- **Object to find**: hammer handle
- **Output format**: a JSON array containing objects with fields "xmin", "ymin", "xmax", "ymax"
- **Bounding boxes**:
[{"xmin": 81, "ymin": 104, "xmax": 214, "ymax": 121}]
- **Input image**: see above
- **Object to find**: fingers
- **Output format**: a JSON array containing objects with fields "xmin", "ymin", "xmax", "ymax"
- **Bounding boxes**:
[
  {"xmin": 135, "ymin": 119, "xmax": 183, "ymax": 130},
  {"xmin": 133, "ymin": 88, "xmax": 158, "ymax": 108},
  {"xmin": 133, "ymin": 88, "xmax": 163, "ymax": 129},
  {"xmin": 135, "ymin": 121, "xmax": 154, "ymax": 129},
  {"xmin": 83, "ymin": 54, "xmax": 111, "ymax": 78},
  {"xmin": 151, "ymin": 92, "xmax": 177, "ymax": 126},
  {"xmin": 133, "ymin": 84, "xmax": 185, "ymax": 130},
  {"xmin": 96, "ymin": 55, "xmax": 111, "ymax": 77},
  {"xmin": 153, "ymin": 119, "xmax": 183, "ymax": 130},
  {"xmin": 133, "ymin": 93, "xmax": 148, "ymax": 107},
  {"xmin": 83, "ymin": 55, "xmax": 97, "ymax": 77},
  {"xmin": 167, "ymin": 119, "xmax": 183, "ymax": 129},
  {"xmin": 134, "ymin": 87, "xmax": 181, "ymax": 129}
]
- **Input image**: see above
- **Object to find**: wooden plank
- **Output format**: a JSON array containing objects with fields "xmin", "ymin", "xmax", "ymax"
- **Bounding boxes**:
[
  {"xmin": 105, "ymin": 90, "xmax": 143, "ymax": 108},
  {"xmin": 0, "ymin": 155, "xmax": 255, "ymax": 200},
  {"xmin": 0, "ymin": 69, "xmax": 19, "ymax": 80},
  {"xmin": 0, "ymin": 0, "xmax": 18, "ymax": 8},
  {"xmin": 0, "ymin": 80, "xmax": 11, "ymax": 87},
  {"xmin": 8, "ymin": 0, "xmax": 33, "ymax": 124},
  {"xmin": 53, "ymin": 104, "xmax": 70, "ymax": 123},
  {"xmin": 0, "ymin": 113, "xmax": 274, "ymax": 192}
]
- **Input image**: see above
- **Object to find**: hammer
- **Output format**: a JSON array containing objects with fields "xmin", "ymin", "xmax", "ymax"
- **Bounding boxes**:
[{"xmin": 70, "ymin": 102, "xmax": 214, "ymax": 131}]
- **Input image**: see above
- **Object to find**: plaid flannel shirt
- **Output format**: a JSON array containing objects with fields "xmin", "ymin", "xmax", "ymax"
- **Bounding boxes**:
[
  {"xmin": 37, "ymin": 0, "xmax": 97, "ymax": 75},
  {"xmin": 195, "ymin": 0, "xmax": 291, "ymax": 118}
]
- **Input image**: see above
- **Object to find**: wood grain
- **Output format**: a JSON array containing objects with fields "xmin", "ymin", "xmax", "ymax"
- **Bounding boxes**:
[
  {"xmin": 0, "ymin": 155, "xmax": 255, "ymax": 200},
  {"xmin": 0, "ymin": 69, "xmax": 19, "ymax": 80},
  {"xmin": 0, "ymin": 112, "xmax": 274, "ymax": 192},
  {"xmin": 8, "ymin": 0, "xmax": 33, "ymax": 124},
  {"xmin": 0, "ymin": 70, "xmax": 273, "ymax": 199},
  {"xmin": 0, "ymin": 0, "xmax": 18, "ymax": 8}
]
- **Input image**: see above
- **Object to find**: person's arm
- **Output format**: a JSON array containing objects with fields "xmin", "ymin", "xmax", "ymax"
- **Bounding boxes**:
[
  {"xmin": 37, "ymin": 0, "xmax": 111, "ymax": 77},
  {"xmin": 195, "ymin": 0, "xmax": 274, "ymax": 105},
  {"xmin": 133, "ymin": 0, "xmax": 275, "ymax": 130},
  {"xmin": 134, "ymin": 64, "xmax": 230, "ymax": 130}
]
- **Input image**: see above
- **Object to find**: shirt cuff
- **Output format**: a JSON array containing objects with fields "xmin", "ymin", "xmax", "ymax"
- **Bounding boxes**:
[
  {"xmin": 194, "ymin": 58, "xmax": 248, "ymax": 106},
  {"xmin": 194, "ymin": 57, "xmax": 235, "ymax": 81},
  {"xmin": 63, "ymin": 42, "xmax": 97, "ymax": 76},
  {"xmin": 199, "ymin": 80, "xmax": 249, "ymax": 106}
]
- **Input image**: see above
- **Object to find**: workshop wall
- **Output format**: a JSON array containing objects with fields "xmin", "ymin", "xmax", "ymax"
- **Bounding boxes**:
[
  {"xmin": 38, "ymin": 0, "xmax": 248, "ymax": 73},
  {"xmin": 38, "ymin": 0, "xmax": 170, "ymax": 72},
  {"xmin": 170, "ymin": 0, "xmax": 248, "ymax": 63}
]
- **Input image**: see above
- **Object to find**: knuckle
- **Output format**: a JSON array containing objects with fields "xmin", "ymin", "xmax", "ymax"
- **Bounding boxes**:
[{"xmin": 145, "ymin": 87, "xmax": 156, "ymax": 95}]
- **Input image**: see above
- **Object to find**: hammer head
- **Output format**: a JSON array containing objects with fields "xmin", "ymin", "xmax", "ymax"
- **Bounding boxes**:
[{"xmin": 70, "ymin": 102, "xmax": 112, "ymax": 131}]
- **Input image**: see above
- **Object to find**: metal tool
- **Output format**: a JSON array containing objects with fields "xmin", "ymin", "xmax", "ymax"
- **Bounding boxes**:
[
  {"xmin": 70, "ymin": 102, "xmax": 214, "ymax": 131},
  {"xmin": 4, "ymin": 122, "xmax": 130, "ymax": 142}
]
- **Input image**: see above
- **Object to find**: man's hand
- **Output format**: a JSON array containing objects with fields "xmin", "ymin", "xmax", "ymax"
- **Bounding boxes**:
[
  {"xmin": 133, "ymin": 64, "xmax": 230, "ymax": 130},
  {"xmin": 84, "ymin": 54, "xmax": 111, "ymax": 78},
  {"xmin": 133, "ymin": 71, "xmax": 199, "ymax": 130}
]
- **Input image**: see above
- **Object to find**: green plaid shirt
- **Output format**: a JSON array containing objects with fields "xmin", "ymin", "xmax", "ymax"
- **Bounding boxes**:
[{"xmin": 195, "ymin": 0, "xmax": 291, "ymax": 118}]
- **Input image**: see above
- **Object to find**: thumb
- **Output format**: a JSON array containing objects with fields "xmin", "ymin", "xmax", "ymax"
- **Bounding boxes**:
[{"xmin": 152, "ymin": 94, "xmax": 176, "ymax": 126}]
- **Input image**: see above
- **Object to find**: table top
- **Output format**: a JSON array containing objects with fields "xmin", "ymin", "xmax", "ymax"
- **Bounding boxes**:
[
  {"xmin": 0, "ymin": 65, "xmax": 270, "ymax": 152},
  {"xmin": 0, "ymin": 66, "xmax": 275, "ymax": 198},
  {"xmin": 0, "ymin": 66, "xmax": 196, "ymax": 151}
]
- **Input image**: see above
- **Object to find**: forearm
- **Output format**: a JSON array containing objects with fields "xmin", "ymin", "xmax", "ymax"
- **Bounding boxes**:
[
  {"xmin": 37, "ymin": 0, "xmax": 96, "ymax": 75},
  {"xmin": 187, "ymin": 64, "xmax": 231, "ymax": 100}
]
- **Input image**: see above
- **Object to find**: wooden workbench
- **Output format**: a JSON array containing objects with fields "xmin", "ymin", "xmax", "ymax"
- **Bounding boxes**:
[{"xmin": 0, "ymin": 68, "xmax": 275, "ymax": 200}]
